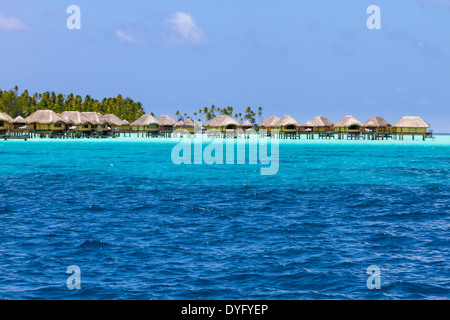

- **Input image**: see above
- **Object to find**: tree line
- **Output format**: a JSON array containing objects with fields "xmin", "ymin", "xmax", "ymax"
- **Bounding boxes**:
[
  {"xmin": 0, "ymin": 87, "xmax": 264, "ymax": 124},
  {"xmin": 0, "ymin": 86, "xmax": 145, "ymax": 122}
]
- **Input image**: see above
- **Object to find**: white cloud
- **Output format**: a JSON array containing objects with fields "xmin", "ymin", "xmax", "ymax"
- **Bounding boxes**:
[
  {"xmin": 115, "ymin": 29, "xmax": 137, "ymax": 44},
  {"xmin": 166, "ymin": 12, "xmax": 207, "ymax": 45},
  {"xmin": 0, "ymin": 13, "xmax": 27, "ymax": 30},
  {"xmin": 396, "ymin": 87, "xmax": 408, "ymax": 93}
]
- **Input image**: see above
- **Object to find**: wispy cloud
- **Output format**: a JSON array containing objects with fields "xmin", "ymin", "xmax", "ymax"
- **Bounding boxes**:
[
  {"xmin": 0, "ymin": 12, "xmax": 27, "ymax": 30},
  {"xmin": 396, "ymin": 87, "xmax": 408, "ymax": 93},
  {"xmin": 384, "ymin": 27, "xmax": 441, "ymax": 57},
  {"xmin": 244, "ymin": 30, "xmax": 288, "ymax": 58},
  {"xmin": 332, "ymin": 44, "xmax": 354, "ymax": 57},
  {"xmin": 115, "ymin": 29, "xmax": 138, "ymax": 44},
  {"xmin": 336, "ymin": 28, "xmax": 358, "ymax": 41},
  {"xmin": 418, "ymin": 98, "xmax": 432, "ymax": 108},
  {"xmin": 165, "ymin": 12, "xmax": 207, "ymax": 46}
]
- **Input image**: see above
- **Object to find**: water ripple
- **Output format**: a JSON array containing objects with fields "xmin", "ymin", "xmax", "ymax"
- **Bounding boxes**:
[{"xmin": 0, "ymin": 140, "xmax": 449, "ymax": 299}]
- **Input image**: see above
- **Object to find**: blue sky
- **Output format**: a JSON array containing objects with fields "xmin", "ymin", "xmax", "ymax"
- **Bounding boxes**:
[{"xmin": 0, "ymin": 0, "xmax": 449, "ymax": 131}]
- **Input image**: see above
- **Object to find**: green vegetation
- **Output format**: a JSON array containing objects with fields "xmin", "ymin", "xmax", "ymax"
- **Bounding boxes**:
[
  {"xmin": 0, "ymin": 86, "xmax": 145, "ymax": 122},
  {"xmin": 0, "ymin": 86, "xmax": 264, "ymax": 124},
  {"xmin": 181, "ymin": 105, "xmax": 262, "ymax": 124}
]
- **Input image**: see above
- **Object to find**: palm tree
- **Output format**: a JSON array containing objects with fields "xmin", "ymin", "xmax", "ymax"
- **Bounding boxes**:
[
  {"xmin": 206, "ymin": 105, "xmax": 216, "ymax": 120},
  {"xmin": 208, "ymin": 105, "xmax": 216, "ymax": 118},
  {"xmin": 244, "ymin": 107, "xmax": 256, "ymax": 124},
  {"xmin": 257, "ymin": 106, "xmax": 263, "ymax": 124}
]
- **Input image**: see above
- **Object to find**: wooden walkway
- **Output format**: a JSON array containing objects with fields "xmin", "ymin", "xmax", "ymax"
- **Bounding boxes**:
[
  {"xmin": 0, "ymin": 133, "xmax": 30, "ymax": 141},
  {"xmin": 0, "ymin": 130, "xmax": 435, "ymax": 141}
]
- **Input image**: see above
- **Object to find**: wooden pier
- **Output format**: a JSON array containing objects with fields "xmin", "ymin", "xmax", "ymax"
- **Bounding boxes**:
[
  {"xmin": 0, "ymin": 129, "xmax": 435, "ymax": 141},
  {"xmin": 1, "ymin": 133, "xmax": 30, "ymax": 141}
]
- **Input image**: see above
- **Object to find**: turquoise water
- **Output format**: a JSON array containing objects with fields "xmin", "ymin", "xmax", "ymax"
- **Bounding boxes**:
[{"xmin": 0, "ymin": 135, "xmax": 449, "ymax": 299}]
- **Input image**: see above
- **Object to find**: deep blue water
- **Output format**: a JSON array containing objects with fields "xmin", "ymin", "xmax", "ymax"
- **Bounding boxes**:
[{"xmin": 0, "ymin": 136, "xmax": 449, "ymax": 299}]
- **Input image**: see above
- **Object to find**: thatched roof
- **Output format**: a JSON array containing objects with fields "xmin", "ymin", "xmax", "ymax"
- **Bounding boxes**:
[
  {"xmin": 334, "ymin": 115, "xmax": 363, "ymax": 127},
  {"xmin": 121, "ymin": 119, "xmax": 130, "ymax": 126},
  {"xmin": 241, "ymin": 120, "xmax": 253, "ymax": 128},
  {"xmin": 60, "ymin": 111, "xmax": 85, "ymax": 125},
  {"xmin": 13, "ymin": 116, "xmax": 26, "ymax": 124},
  {"xmin": 175, "ymin": 118, "xmax": 195, "ymax": 127},
  {"xmin": 204, "ymin": 115, "xmax": 241, "ymax": 127},
  {"xmin": 80, "ymin": 112, "xmax": 108, "ymax": 125},
  {"xmin": 131, "ymin": 114, "xmax": 160, "ymax": 126},
  {"xmin": 259, "ymin": 116, "xmax": 280, "ymax": 128},
  {"xmin": 26, "ymin": 110, "xmax": 65, "ymax": 124},
  {"xmin": 275, "ymin": 115, "xmax": 301, "ymax": 127},
  {"xmin": 304, "ymin": 116, "xmax": 333, "ymax": 127},
  {"xmin": 0, "ymin": 112, "xmax": 15, "ymax": 123},
  {"xmin": 184, "ymin": 118, "xmax": 194, "ymax": 127},
  {"xmin": 104, "ymin": 114, "xmax": 124, "ymax": 126},
  {"xmin": 157, "ymin": 115, "xmax": 178, "ymax": 127},
  {"xmin": 393, "ymin": 116, "xmax": 430, "ymax": 128},
  {"xmin": 364, "ymin": 116, "xmax": 391, "ymax": 128}
]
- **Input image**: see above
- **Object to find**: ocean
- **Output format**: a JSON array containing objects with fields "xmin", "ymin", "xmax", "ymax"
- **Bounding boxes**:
[{"xmin": 0, "ymin": 135, "xmax": 449, "ymax": 299}]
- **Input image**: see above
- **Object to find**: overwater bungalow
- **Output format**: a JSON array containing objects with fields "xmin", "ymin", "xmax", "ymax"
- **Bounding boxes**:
[
  {"xmin": 273, "ymin": 115, "xmax": 301, "ymax": 136},
  {"xmin": 334, "ymin": 115, "xmax": 363, "ymax": 133},
  {"xmin": 0, "ymin": 112, "xmax": 15, "ymax": 133},
  {"xmin": 157, "ymin": 115, "xmax": 178, "ymax": 135},
  {"xmin": 25, "ymin": 110, "xmax": 66, "ymax": 134},
  {"xmin": 364, "ymin": 116, "xmax": 392, "ymax": 133},
  {"xmin": 104, "ymin": 114, "xmax": 124, "ymax": 131},
  {"xmin": 12, "ymin": 116, "xmax": 28, "ymax": 131},
  {"xmin": 0, "ymin": 106, "xmax": 434, "ymax": 142},
  {"xmin": 131, "ymin": 114, "xmax": 160, "ymax": 134},
  {"xmin": 392, "ymin": 116, "xmax": 430, "ymax": 135},
  {"xmin": 60, "ymin": 111, "xmax": 90, "ymax": 134},
  {"xmin": 175, "ymin": 120, "xmax": 184, "ymax": 130},
  {"xmin": 303, "ymin": 116, "xmax": 334, "ymax": 132},
  {"xmin": 81, "ymin": 112, "xmax": 110, "ymax": 134},
  {"xmin": 258, "ymin": 116, "xmax": 281, "ymax": 134},
  {"xmin": 241, "ymin": 120, "xmax": 253, "ymax": 131},
  {"xmin": 120, "ymin": 119, "xmax": 131, "ymax": 131},
  {"xmin": 178, "ymin": 118, "xmax": 195, "ymax": 133},
  {"xmin": 204, "ymin": 115, "xmax": 242, "ymax": 133},
  {"xmin": 185, "ymin": 118, "xmax": 196, "ymax": 133}
]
